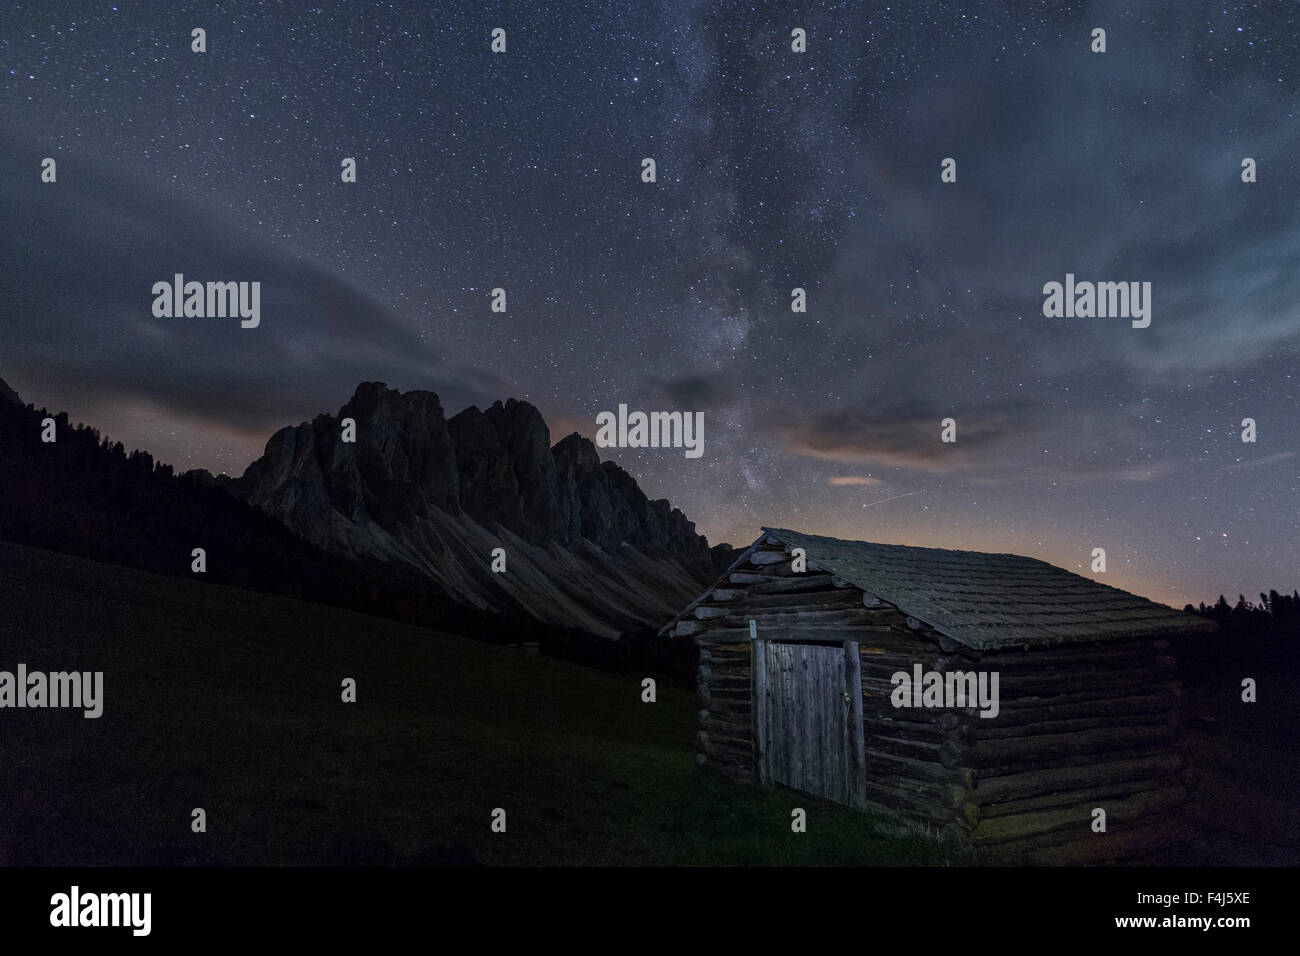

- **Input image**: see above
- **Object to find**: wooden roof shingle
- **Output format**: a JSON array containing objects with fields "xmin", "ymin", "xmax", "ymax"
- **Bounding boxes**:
[{"xmin": 661, "ymin": 527, "xmax": 1215, "ymax": 650}]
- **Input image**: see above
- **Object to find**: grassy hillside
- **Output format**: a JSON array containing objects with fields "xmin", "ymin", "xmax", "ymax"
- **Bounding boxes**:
[{"xmin": 0, "ymin": 541, "xmax": 956, "ymax": 866}]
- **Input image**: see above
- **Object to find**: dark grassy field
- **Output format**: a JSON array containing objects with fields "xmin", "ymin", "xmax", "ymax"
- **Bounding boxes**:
[
  {"xmin": 0, "ymin": 541, "xmax": 956, "ymax": 866},
  {"xmin": 1166, "ymin": 670, "xmax": 1300, "ymax": 865}
]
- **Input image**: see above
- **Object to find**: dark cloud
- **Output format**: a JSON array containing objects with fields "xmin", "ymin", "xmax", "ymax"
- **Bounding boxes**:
[
  {"xmin": 0, "ymin": 129, "xmax": 496, "ymax": 461},
  {"xmin": 810, "ymin": 16, "xmax": 1300, "ymax": 392},
  {"xmin": 767, "ymin": 402, "xmax": 1026, "ymax": 471}
]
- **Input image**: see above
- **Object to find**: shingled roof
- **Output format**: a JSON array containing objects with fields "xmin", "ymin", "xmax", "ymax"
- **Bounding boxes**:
[{"xmin": 665, "ymin": 527, "xmax": 1214, "ymax": 650}]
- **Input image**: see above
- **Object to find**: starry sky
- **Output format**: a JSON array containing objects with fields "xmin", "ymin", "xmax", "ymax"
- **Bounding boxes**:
[{"xmin": 2, "ymin": 1, "xmax": 1297, "ymax": 608}]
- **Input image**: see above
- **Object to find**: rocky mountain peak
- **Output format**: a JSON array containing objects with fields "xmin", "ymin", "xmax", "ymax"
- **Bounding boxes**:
[{"xmin": 229, "ymin": 382, "xmax": 729, "ymax": 634}]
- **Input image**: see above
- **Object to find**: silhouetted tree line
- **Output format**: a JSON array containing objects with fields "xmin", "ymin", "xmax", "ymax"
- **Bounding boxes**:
[
  {"xmin": 0, "ymin": 398, "xmax": 693, "ymax": 683},
  {"xmin": 1177, "ymin": 591, "xmax": 1300, "ymax": 676}
]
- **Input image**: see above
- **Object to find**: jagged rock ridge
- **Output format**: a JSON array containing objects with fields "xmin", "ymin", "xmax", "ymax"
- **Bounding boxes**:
[
  {"xmin": 0, "ymin": 378, "xmax": 21, "ymax": 407},
  {"xmin": 230, "ymin": 382, "xmax": 726, "ymax": 637}
]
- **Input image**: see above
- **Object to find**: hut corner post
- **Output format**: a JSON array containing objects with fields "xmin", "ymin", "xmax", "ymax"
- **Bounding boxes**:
[
  {"xmin": 844, "ymin": 639, "xmax": 867, "ymax": 808},
  {"xmin": 750, "ymin": 618, "xmax": 771, "ymax": 787}
]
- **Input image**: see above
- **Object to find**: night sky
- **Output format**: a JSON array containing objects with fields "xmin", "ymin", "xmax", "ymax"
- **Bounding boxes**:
[{"xmin": 3, "ymin": 1, "xmax": 1297, "ymax": 608}]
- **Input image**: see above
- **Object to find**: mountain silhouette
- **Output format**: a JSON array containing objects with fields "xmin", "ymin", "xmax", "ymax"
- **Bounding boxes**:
[
  {"xmin": 0, "ymin": 376, "xmax": 730, "ymax": 642},
  {"xmin": 229, "ymin": 381, "xmax": 728, "ymax": 637}
]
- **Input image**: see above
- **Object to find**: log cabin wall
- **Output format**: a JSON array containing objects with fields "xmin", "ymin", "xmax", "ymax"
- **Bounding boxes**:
[
  {"xmin": 961, "ymin": 637, "xmax": 1187, "ymax": 864},
  {"xmin": 679, "ymin": 536, "xmax": 913, "ymax": 791},
  {"xmin": 866, "ymin": 614, "xmax": 1188, "ymax": 860},
  {"xmin": 693, "ymin": 632, "xmax": 754, "ymax": 782},
  {"xmin": 677, "ymin": 536, "xmax": 875, "ymax": 783},
  {"xmin": 670, "ymin": 532, "xmax": 1194, "ymax": 863},
  {"xmin": 857, "ymin": 622, "xmax": 980, "ymax": 842}
]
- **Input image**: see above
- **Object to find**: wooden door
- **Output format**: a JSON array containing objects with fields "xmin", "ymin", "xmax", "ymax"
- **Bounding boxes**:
[{"xmin": 753, "ymin": 640, "xmax": 865, "ymax": 807}]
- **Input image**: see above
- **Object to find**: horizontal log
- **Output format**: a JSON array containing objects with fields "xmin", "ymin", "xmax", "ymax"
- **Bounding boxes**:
[
  {"xmin": 718, "ymin": 609, "xmax": 901, "ymax": 629},
  {"xmin": 748, "ymin": 550, "xmax": 789, "ymax": 566},
  {"xmin": 974, "ymin": 753, "xmax": 1183, "ymax": 804},
  {"xmin": 977, "ymin": 744, "xmax": 1176, "ymax": 780},
  {"xmin": 995, "ymin": 671, "xmax": 1175, "ymax": 700},
  {"xmin": 1016, "ymin": 816, "xmax": 1189, "ymax": 865},
  {"xmin": 862, "ymin": 697, "xmax": 959, "ymax": 723},
  {"xmin": 729, "ymin": 600, "xmax": 899, "ymax": 620},
  {"xmin": 704, "ymin": 689, "xmax": 750, "ymax": 705},
  {"xmin": 696, "ymin": 640, "xmax": 749, "ymax": 654},
  {"xmin": 858, "ymin": 655, "xmax": 964, "ymax": 678},
  {"xmin": 998, "ymin": 651, "xmax": 1178, "ymax": 676},
  {"xmin": 694, "ymin": 606, "xmax": 729, "ymax": 620},
  {"xmin": 700, "ymin": 660, "xmax": 749, "ymax": 674},
  {"xmin": 738, "ymin": 608, "xmax": 909, "ymax": 632},
  {"xmin": 988, "ymin": 682, "xmax": 1180, "ymax": 712},
  {"xmin": 697, "ymin": 662, "xmax": 745, "ymax": 677},
  {"xmin": 863, "ymin": 748, "xmax": 977, "ymax": 787},
  {"xmin": 866, "ymin": 737, "xmax": 968, "ymax": 770},
  {"xmin": 728, "ymin": 572, "xmax": 766, "ymax": 585},
  {"xmin": 979, "ymin": 775, "xmax": 1172, "ymax": 820},
  {"xmin": 984, "ymin": 692, "xmax": 1175, "ymax": 726},
  {"xmin": 970, "ymin": 724, "xmax": 1178, "ymax": 767},
  {"xmin": 864, "ymin": 724, "xmax": 963, "ymax": 748},
  {"xmin": 704, "ymin": 679, "xmax": 748, "ymax": 695},
  {"xmin": 746, "ymin": 573, "xmax": 837, "ymax": 595},
  {"xmin": 858, "ymin": 632, "xmax": 949, "ymax": 653},
  {"xmin": 706, "ymin": 692, "xmax": 750, "ymax": 707},
  {"xmin": 699, "ymin": 661, "xmax": 747, "ymax": 677},
  {"xmin": 971, "ymin": 785, "xmax": 1186, "ymax": 846},
  {"xmin": 869, "ymin": 717, "xmax": 976, "ymax": 745},
  {"xmin": 704, "ymin": 683, "xmax": 750, "ymax": 700},
  {"xmin": 864, "ymin": 712, "xmax": 955, "ymax": 735},
  {"xmin": 705, "ymin": 720, "xmax": 752, "ymax": 740},
  {"xmin": 733, "ymin": 588, "xmax": 867, "ymax": 609},
  {"xmin": 706, "ymin": 672, "xmax": 750, "ymax": 688},
  {"xmin": 705, "ymin": 712, "xmax": 751, "ymax": 729},
  {"xmin": 706, "ymin": 625, "xmax": 895, "ymax": 643},
  {"xmin": 976, "ymin": 644, "xmax": 1164, "ymax": 669},
  {"xmin": 861, "ymin": 690, "xmax": 972, "ymax": 715},
  {"xmin": 973, "ymin": 711, "xmax": 1176, "ymax": 740},
  {"xmin": 870, "ymin": 771, "xmax": 975, "ymax": 816},
  {"xmin": 995, "ymin": 656, "xmax": 1177, "ymax": 684}
]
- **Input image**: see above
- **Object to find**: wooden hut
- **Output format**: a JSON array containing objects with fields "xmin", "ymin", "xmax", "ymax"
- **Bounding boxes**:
[{"xmin": 660, "ymin": 527, "xmax": 1215, "ymax": 863}]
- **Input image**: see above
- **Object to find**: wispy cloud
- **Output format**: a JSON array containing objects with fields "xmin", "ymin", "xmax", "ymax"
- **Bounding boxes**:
[{"xmin": 769, "ymin": 403, "xmax": 1026, "ymax": 472}]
